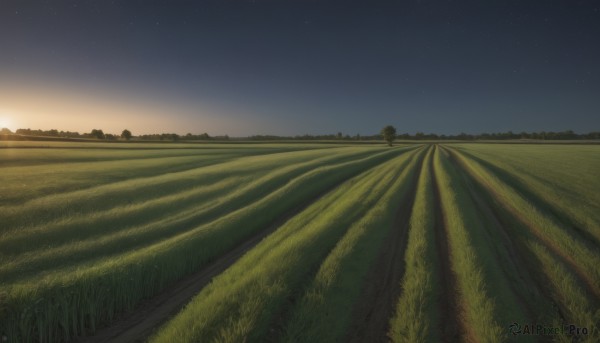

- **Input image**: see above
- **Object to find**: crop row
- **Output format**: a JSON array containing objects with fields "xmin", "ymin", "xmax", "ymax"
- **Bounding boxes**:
[
  {"xmin": 0, "ymin": 145, "xmax": 412, "ymax": 342},
  {"xmin": 2, "ymin": 143, "xmax": 598, "ymax": 342},
  {"xmin": 446, "ymin": 146, "xmax": 599, "ymax": 338},
  {"xmin": 0, "ymin": 148, "xmax": 385, "ymax": 281},
  {"xmin": 151, "ymin": 144, "xmax": 598, "ymax": 342},
  {"xmin": 152, "ymin": 143, "xmax": 591, "ymax": 343},
  {"xmin": 0, "ymin": 144, "xmax": 321, "ymax": 206},
  {"xmin": 150, "ymin": 145, "xmax": 426, "ymax": 342}
]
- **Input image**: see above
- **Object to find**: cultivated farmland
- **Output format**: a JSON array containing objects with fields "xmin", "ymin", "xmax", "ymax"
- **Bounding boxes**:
[{"xmin": 0, "ymin": 142, "xmax": 598, "ymax": 342}]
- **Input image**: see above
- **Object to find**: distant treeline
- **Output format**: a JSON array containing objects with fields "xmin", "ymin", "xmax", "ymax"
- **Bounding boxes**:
[
  {"xmin": 2, "ymin": 128, "xmax": 228, "ymax": 141},
  {"xmin": 248, "ymin": 130, "xmax": 600, "ymax": 141},
  {"xmin": 1, "ymin": 128, "xmax": 599, "ymax": 141},
  {"xmin": 137, "ymin": 132, "xmax": 230, "ymax": 141}
]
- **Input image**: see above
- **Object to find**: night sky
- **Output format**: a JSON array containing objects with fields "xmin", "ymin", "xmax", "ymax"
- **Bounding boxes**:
[{"xmin": 1, "ymin": 1, "xmax": 599, "ymax": 136}]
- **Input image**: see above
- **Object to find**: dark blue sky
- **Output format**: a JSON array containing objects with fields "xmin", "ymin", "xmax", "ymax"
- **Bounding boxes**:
[{"xmin": 1, "ymin": 0, "xmax": 599, "ymax": 136}]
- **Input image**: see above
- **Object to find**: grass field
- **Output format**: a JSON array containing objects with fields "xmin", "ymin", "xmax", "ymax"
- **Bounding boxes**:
[{"xmin": 0, "ymin": 142, "xmax": 598, "ymax": 342}]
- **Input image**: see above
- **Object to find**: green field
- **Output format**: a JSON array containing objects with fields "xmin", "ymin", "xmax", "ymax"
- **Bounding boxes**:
[{"xmin": 0, "ymin": 142, "xmax": 598, "ymax": 342}]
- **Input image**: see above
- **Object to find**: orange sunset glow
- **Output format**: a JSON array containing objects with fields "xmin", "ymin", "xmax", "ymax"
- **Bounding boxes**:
[{"xmin": 0, "ymin": 77, "xmax": 246, "ymax": 136}]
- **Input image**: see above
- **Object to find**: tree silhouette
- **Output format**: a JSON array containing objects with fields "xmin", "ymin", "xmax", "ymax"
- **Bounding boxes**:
[
  {"xmin": 381, "ymin": 125, "xmax": 396, "ymax": 146},
  {"xmin": 121, "ymin": 129, "xmax": 132, "ymax": 140},
  {"xmin": 90, "ymin": 129, "xmax": 105, "ymax": 139}
]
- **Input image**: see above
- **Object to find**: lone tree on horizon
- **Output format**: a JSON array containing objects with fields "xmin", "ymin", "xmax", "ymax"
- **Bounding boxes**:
[
  {"xmin": 121, "ymin": 129, "xmax": 132, "ymax": 141},
  {"xmin": 381, "ymin": 125, "xmax": 396, "ymax": 146}
]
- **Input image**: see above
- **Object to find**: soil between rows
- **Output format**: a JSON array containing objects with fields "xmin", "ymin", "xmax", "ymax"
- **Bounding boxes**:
[
  {"xmin": 75, "ymin": 170, "xmax": 368, "ymax": 343},
  {"xmin": 429, "ymin": 146, "xmax": 462, "ymax": 343},
  {"xmin": 343, "ymin": 148, "xmax": 426, "ymax": 343},
  {"xmin": 443, "ymin": 147, "xmax": 600, "ymax": 329},
  {"xmin": 443, "ymin": 147, "xmax": 539, "ymax": 320},
  {"xmin": 454, "ymin": 148, "xmax": 600, "ymax": 250},
  {"xmin": 444, "ymin": 147, "xmax": 600, "ymax": 303},
  {"xmin": 261, "ymin": 147, "xmax": 426, "ymax": 343}
]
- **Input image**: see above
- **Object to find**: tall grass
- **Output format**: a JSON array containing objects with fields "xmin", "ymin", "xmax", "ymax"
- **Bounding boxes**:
[
  {"xmin": 528, "ymin": 242, "xmax": 600, "ymax": 339},
  {"xmin": 281, "ymin": 147, "xmax": 426, "ymax": 343},
  {"xmin": 432, "ymin": 146, "xmax": 504, "ymax": 342},
  {"xmin": 446, "ymin": 146, "xmax": 600, "ymax": 340},
  {"xmin": 0, "ymin": 142, "xmax": 333, "ymax": 167},
  {"xmin": 448, "ymin": 148, "xmax": 600, "ymax": 297},
  {"xmin": 0, "ymin": 147, "xmax": 382, "ymax": 280},
  {"xmin": 453, "ymin": 144, "xmax": 600, "ymax": 244},
  {"xmin": 389, "ymin": 146, "xmax": 437, "ymax": 343},
  {"xmin": 0, "ymin": 146, "xmax": 409, "ymax": 342},
  {"xmin": 149, "ymin": 149, "xmax": 422, "ymax": 343},
  {"xmin": 1, "ymin": 147, "xmax": 374, "ymax": 232},
  {"xmin": 0, "ymin": 146, "xmax": 300, "ymax": 206}
]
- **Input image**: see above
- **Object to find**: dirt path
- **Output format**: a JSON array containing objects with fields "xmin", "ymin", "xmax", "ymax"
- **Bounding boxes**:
[
  {"xmin": 429, "ymin": 145, "xmax": 462, "ymax": 342},
  {"xmin": 77, "ymin": 186, "xmax": 342, "ymax": 343},
  {"xmin": 343, "ymin": 149, "xmax": 426, "ymax": 343}
]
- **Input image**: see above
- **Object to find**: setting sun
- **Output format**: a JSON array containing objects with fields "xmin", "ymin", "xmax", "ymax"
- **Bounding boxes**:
[
  {"xmin": 0, "ymin": 1, "xmax": 599, "ymax": 342},
  {"xmin": 0, "ymin": 114, "xmax": 13, "ymax": 131}
]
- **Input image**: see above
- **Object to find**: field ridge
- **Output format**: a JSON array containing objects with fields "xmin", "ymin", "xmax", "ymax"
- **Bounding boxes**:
[
  {"xmin": 429, "ymin": 145, "xmax": 462, "ymax": 342},
  {"xmin": 1, "ymin": 142, "xmax": 598, "ymax": 342},
  {"xmin": 344, "ymin": 146, "xmax": 427, "ymax": 343}
]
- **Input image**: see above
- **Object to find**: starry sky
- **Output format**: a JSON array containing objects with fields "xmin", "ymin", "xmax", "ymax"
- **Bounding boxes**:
[{"xmin": 1, "ymin": 0, "xmax": 599, "ymax": 136}]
